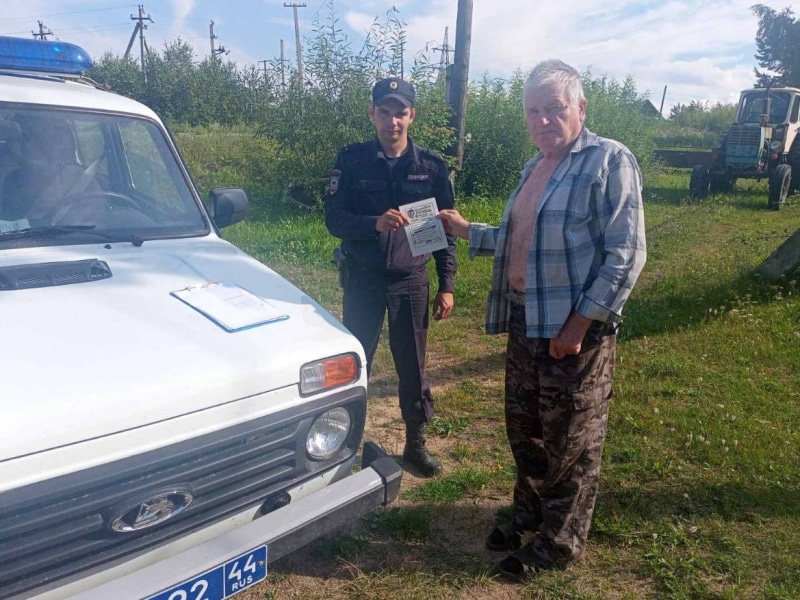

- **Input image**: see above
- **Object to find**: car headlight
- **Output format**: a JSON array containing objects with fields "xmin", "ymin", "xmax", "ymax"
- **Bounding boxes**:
[
  {"xmin": 300, "ymin": 353, "xmax": 358, "ymax": 395},
  {"xmin": 769, "ymin": 140, "xmax": 783, "ymax": 152},
  {"xmin": 306, "ymin": 407, "xmax": 351, "ymax": 460}
]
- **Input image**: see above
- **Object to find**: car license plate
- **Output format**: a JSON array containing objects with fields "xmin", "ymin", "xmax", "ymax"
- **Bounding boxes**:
[{"xmin": 147, "ymin": 546, "xmax": 267, "ymax": 600}]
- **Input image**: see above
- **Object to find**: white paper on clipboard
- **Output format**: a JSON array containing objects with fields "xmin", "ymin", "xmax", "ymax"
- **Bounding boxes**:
[
  {"xmin": 399, "ymin": 197, "xmax": 448, "ymax": 257},
  {"xmin": 170, "ymin": 281, "xmax": 288, "ymax": 332}
]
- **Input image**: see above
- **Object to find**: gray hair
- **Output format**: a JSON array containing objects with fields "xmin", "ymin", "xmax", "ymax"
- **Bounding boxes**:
[{"xmin": 523, "ymin": 59, "xmax": 585, "ymax": 107}]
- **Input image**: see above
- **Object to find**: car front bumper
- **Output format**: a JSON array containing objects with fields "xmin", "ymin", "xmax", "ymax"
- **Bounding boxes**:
[{"xmin": 25, "ymin": 442, "xmax": 401, "ymax": 600}]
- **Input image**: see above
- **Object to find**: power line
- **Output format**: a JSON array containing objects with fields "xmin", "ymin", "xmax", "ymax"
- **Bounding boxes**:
[{"xmin": 3, "ymin": 5, "xmax": 135, "ymax": 24}]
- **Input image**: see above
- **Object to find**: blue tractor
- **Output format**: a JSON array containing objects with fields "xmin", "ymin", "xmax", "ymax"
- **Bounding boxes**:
[{"xmin": 689, "ymin": 87, "xmax": 800, "ymax": 210}]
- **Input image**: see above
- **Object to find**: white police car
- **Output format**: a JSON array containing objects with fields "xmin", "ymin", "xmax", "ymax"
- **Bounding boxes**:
[{"xmin": 0, "ymin": 36, "xmax": 400, "ymax": 600}]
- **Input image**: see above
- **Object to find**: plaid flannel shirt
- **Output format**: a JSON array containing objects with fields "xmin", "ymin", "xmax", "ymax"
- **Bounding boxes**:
[{"xmin": 467, "ymin": 128, "xmax": 646, "ymax": 339}]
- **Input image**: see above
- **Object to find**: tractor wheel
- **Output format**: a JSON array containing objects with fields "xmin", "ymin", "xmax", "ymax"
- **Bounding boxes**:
[
  {"xmin": 709, "ymin": 174, "xmax": 735, "ymax": 194},
  {"xmin": 768, "ymin": 164, "xmax": 791, "ymax": 210},
  {"xmin": 689, "ymin": 165, "xmax": 710, "ymax": 201},
  {"xmin": 788, "ymin": 142, "xmax": 800, "ymax": 194}
]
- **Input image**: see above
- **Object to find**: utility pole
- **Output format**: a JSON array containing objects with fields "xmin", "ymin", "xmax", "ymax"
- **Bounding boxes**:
[
  {"xmin": 659, "ymin": 85, "xmax": 668, "ymax": 117},
  {"xmin": 209, "ymin": 21, "xmax": 216, "ymax": 57},
  {"xmin": 209, "ymin": 21, "xmax": 228, "ymax": 58},
  {"xmin": 32, "ymin": 21, "xmax": 53, "ymax": 40},
  {"xmin": 280, "ymin": 39, "xmax": 286, "ymax": 89},
  {"xmin": 125, "ymin": 5, "xmax": 153, "ymax": 82},
  {"xmin": 447, "ymin": 0, "xmax": 473, "ymax": 172},
  {"xmin": 283, "ymin": 3, "xmax": 306, "ymax": 87},
  {"xmin": 258, "ymin": 60, "xmax": 269, "ymax": 84}
]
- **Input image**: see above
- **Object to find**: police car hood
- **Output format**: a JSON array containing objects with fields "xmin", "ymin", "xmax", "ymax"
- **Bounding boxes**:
[{"xmin": 0, "ymin": 237, "xmax": 361, "ymax": 460}]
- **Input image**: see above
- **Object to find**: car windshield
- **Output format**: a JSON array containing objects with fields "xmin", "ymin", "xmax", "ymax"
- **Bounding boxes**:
[
  {"xmin": 738, "ymin": 91, "xmax": 792, "ymax": 124},
  {"xmin": 0, "ymin": 106, "xmax": 208, "ymax": 247}
]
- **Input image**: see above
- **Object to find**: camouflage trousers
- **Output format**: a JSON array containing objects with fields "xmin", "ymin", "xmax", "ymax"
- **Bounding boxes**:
[{"xmin": 504, "ymin": 304, "xmax": 615, "ymax": 565}]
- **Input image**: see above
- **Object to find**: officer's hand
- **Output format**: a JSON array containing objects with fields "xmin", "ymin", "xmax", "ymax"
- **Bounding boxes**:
[
  {"xmin": 376, "ymin": 209, "xmax": 410, "ymax": 233},
  {"xmin": 438, "ymin": 209, "xmax": 470, "ymax": 239},
  {"xmin": 433, "ymin": 292, "xmax": 454, "ymax": 321}
]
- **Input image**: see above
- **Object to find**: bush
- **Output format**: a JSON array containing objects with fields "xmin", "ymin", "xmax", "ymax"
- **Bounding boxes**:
[
  {"xmin": 459, "ymin": 72, "xmax": 533, "ymax": 198},
  {"xmin": 583, "ymin": 74, "xmax": 658, "ymax": 175},
  {"xmin": 174, "ymin": 124, "xmax": 281, "ymax": 205}
]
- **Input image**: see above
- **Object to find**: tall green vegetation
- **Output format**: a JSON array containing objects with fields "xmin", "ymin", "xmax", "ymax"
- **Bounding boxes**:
[
  {"xmin": 583, "ymin": 74, "xmax": 658, "ymax": 171},
  {"xmin": 256, "ymin": 5, "xmax": 453, "ymax": 206},
  {"xmin": 91, "ymin": 40, "xmax": 256, "ymax": 126},
  {"xmin": 458, "ymin": 73, "xmax": 531, "ymax": 198},
  {"xmin": 656, "ymin": 101, "xmax": 738, "ymax": 149},
  {"xmin": 668, "ymin": 101, "xmax": 737, "ymax": 132},
  {"xmin": 460, "ymin": 72, "xmax": 660, "ymax": 199},
  {"xmin": 88, "ymin": 2, "xmax": 659, "ymax": 207}
]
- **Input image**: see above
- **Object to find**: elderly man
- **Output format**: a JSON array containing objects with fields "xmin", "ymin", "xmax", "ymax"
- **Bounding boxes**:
[
  {"xmin": 439, "ymin": 59, "xmax": 646, "ymax": 579},
  {"xmin": 325, "ymin": 77, "xmax": 457, "ymax": 477}
]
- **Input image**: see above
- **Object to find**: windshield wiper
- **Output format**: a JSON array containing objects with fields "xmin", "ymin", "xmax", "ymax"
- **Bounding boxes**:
[{"xmin": 0, "ymin": 225, "xmax": 123, "ymax": 242}]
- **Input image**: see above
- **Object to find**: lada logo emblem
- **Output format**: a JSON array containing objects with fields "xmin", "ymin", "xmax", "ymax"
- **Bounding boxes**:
[{"xmin": 108, "ymin": 489, "xmax": 194, "ymax": 533}]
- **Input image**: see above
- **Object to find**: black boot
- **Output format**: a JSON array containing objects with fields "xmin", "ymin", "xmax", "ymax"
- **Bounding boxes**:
[{"xmin": 402, "ymin": 420, "xmax": 443, "ymax": 477}]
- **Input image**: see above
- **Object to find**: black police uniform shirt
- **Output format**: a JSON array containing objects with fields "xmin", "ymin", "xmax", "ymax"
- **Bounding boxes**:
[{"xmin": 325, "ymin": 138, "xmax": 457, "ymax": 294}]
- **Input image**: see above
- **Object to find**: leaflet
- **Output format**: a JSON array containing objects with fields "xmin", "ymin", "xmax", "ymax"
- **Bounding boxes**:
[
  {"xmin": 399, "ymin": 197, "xmax": 448, "ymax": 257},
  {"xmin": 170, "ymin": 281, "xmax": 288, "ymax": 332}
]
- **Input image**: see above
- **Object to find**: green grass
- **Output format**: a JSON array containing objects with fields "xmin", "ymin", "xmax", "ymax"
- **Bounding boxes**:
[
  {"xmin": 403, "ymin": 467, "xmax": 504, "ymax": 503},
  {"xmin": 365, "ymin": 506, "xmax": 433, "ymax": 541},
  {"xmin": 228, "ymin": 173, "xmax": 800, "ymax": 599}
]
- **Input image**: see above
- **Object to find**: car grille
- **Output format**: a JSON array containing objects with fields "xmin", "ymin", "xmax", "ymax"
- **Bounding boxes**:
[{"xmin": 0, "ymin": 390, "xmax": 365, "ymax": 599}]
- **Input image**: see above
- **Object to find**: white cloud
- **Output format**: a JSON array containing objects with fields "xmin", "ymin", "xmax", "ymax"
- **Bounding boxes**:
[
  {"xmin": 1, "ymin": 0, "xmax": 794, "ymax": 114},
  {"xmin": 172, "ymin": 0, "xmax": 196, "ymax": 22},
  {"xmin": 343, "ymin": 0, "xmax": 792, "ymax": 113}
]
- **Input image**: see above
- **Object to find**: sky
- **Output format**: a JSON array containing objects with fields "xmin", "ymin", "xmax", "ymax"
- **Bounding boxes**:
[{"xmin": 0, "ymin": 0, "xmax": 793, "ymax": 116}]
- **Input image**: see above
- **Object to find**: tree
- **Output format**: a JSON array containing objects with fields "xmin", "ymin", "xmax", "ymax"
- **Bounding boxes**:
[
  {"xmin": 752, "ymin": 4, "xmax": 800, "ymax": 87},
  {"xmin": 89, "ymin": 53, "xmax": 144, "ymax": 100}
]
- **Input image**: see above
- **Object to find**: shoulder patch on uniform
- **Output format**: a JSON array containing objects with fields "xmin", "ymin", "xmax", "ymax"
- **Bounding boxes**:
[
  {"xmin": 407, "ymin": 173, "xmax": 430, "ymax": 182},
  {"xmin": 329, "ymin": 169, "xmax": 341, "ymax": 195}
]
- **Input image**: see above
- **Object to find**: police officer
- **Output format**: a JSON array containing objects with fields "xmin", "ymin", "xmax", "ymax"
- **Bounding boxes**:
[{"xmin": 325, "ymin": 77, "xmax": 457, "ymax": 477}]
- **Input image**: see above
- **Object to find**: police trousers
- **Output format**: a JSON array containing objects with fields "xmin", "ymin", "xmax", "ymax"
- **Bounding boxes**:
[
  {"xmin": 505, "ymin": 303, "xmax": 615, "ymax": 564},
  {"xmin": 342, "ymin": 263, "xmax": 434, "ymax": 423}
]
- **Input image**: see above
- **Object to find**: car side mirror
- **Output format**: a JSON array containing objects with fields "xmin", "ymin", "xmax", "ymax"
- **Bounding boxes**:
[{"xmin": 208, "ymin": 188, "xmax": 249, "ymax": 229}]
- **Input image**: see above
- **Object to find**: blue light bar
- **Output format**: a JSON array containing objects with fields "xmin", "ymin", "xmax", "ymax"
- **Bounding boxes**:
[{"xmin": 0, "ymin": 36, "xmax": 92, "ymax": 75}]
